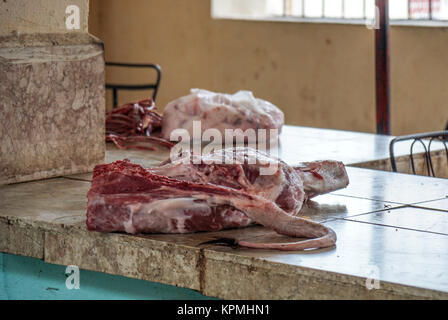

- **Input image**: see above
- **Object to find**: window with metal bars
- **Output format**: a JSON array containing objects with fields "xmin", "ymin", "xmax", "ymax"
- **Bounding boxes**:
[{"xmin": 212, "ymin": 0, "xmax": 448, "ymax": 24}]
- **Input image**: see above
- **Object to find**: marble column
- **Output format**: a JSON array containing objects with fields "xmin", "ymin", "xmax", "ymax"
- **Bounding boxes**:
[{"xmin": 0, "ymin": 1, "xmax": 105, "ymax": 184}]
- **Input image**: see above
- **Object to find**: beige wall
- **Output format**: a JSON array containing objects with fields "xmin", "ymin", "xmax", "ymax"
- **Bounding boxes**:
[
  {"xmin": 0, "ymin": 0, "xmax": 89, "ymax": 36},
  {"xmin": 89, "ymin": 0, "xmax": 448, "ymax": 135}
]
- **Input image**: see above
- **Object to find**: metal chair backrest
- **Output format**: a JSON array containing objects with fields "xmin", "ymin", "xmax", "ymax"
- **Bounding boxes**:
[
  {"xmin": 105, "ymin": 62, "xmax": 162, "ymax": 108},
  {"xmin": 389, "ymin": 131, "xmax": 448, "ymax": 177}
]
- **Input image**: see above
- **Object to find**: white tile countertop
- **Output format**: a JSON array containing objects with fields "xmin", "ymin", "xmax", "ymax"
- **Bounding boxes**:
[
  {"xmin": 67, "ymin": 125, "xmax": 448, "ymax": 181},
  {"xmin": 1, "ymin": 132, "xmax": 447, "ymax": 299},
  {"xmin": 278, "ymin": 126, "xmax": 447, "ymax": 177}
]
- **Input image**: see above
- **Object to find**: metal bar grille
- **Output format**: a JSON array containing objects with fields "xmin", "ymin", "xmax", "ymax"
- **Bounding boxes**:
[{"xmin": 282, "ymin": 0, "xmax": 445, "ymax": 21}]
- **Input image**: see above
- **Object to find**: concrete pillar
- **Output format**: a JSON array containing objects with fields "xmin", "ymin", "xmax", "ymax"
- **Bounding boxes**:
[{"xmin": 0, "ymin": 0, "xmax": 105, "ymax": 184}]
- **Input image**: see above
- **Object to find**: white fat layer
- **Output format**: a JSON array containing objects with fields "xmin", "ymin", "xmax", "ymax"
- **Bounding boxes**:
[
  {"xmin": 253, "ymin": 166, "xmax": 285, "ymax": 201},
  {"xmin": 150, "ymin": 163, "xmax": 194, "ymax": 178},
  {"xmin": 220, "ymin": 208, "xmax": 251, "ymax": 225},
  {"xmin": 89, "ymin": 196, "xmax": 105, "ymax": 207},
  {"xmin": 124, "ymin": 203, "xmax": 139, "ymax": 233}
]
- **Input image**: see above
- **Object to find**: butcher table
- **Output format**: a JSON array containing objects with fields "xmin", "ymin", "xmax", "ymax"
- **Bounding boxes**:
[{"xmin": 0, "ymin": 126, "xmax": 447, "ymax": 299}]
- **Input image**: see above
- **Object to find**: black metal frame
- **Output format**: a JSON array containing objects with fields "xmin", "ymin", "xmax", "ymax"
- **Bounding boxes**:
[
  {"xmin": 105, "ymin": 62, "xmax": 162, "ymax": 108},
  {"xmin": 389, "ymin": 130, "xmax": 448, "ymax": 176},
  {"xmin": 375, "ymin": 0, "xmax": 390, "ymax": 135}
]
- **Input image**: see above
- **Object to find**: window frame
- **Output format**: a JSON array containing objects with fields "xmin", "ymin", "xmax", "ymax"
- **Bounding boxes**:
[{"xmin": 211, "ymin": 0, "xmax": 448, "ymax": 28}]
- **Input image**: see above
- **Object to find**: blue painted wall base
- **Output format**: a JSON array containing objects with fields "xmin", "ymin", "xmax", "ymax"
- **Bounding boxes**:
[{"xmin": 0, "ymin": 252, "xmax": 215, "ymax": 300}]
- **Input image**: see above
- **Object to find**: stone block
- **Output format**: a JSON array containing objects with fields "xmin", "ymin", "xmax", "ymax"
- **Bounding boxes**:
[{"xmin": 0, "ymin": 33, "xmax": 105, "ymax": 184}]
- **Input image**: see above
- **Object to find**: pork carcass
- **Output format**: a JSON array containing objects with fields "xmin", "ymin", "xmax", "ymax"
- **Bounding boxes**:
[
  {"xmin": 87, "ymin": 148, "xmax": 349, "ymax": 251},
  {"xmin": 161, "ymin": 89, "xmax": 284, "ymax": 141}
]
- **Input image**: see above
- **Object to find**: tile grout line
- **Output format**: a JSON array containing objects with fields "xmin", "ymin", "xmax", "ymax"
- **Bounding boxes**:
[
  {"xmin": 411, "ymin": 197, "xmax": 448, "ymax": 205},
  {"xmin": 329, "ymin": 193, "xmax": 406, "ymax": 205},
  {"xmin": 330, "ymin": 193, "xmax": 448, "ymax": 208},
  {"xmin": 334, "ymin": 204, "xmax": 409, "ymax": 221},
  {"xmin": 408, "ymin": 204, "xmax": 448, "ymax": 213},
  {"xmin": 339, "ymin": 217, "xmax": 448, "ymax": 237}
]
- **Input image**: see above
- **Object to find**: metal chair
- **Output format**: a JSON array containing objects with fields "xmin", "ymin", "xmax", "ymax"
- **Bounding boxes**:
[
  {"xmin": 389, "ymin": 130, "xmax": 448, "ymax": 177},
  {"xmin": 105, "ymin": 62, "xmax": 162, "ymax": 108}
]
